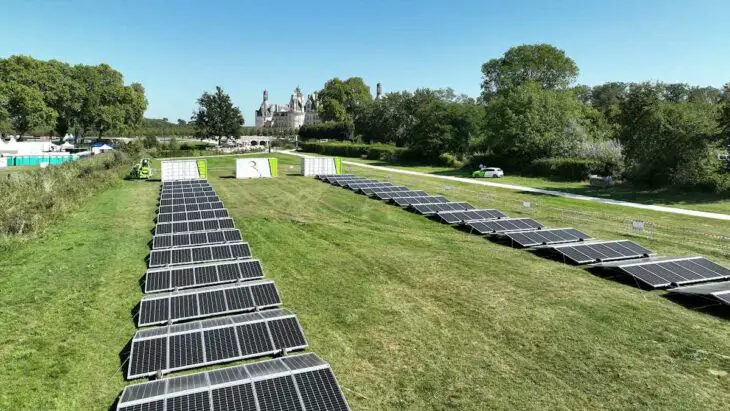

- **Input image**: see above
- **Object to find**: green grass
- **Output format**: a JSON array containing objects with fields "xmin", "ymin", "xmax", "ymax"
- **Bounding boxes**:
[
  {"xmin": 2, "ymin": 153, "xmax": 730, "ymax": 409},
  {"xmin": 318, "ymin": 154, "xmax": 730, "ymax": 214}
]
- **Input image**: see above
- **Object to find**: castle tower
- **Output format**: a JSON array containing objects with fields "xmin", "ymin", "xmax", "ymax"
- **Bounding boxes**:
[{"xmin": 376, "ymin": 83, "xmax": 383, "ymax": 100}]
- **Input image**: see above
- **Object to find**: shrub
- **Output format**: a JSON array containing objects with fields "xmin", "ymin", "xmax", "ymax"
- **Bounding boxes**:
[
  {"xmin": 298, "ymin": 121, "xmax": 354, "ymax": 141},
  {"xmin": 527, "ymin": 158, "xmax": 599, "ymax": 180},
  {"xmin": 0, "ymin": 152, "xmax": 133, "ymax": 242}
]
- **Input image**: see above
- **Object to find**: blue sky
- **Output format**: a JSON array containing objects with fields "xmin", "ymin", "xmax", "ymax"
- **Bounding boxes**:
[{"xmin": 1, "ymin": 0, "xmax": 728, "ymax": 120}]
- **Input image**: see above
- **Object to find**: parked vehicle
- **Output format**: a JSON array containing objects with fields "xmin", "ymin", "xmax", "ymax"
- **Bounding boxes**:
[{"xmin": 472, "ymin": 167, "xmax": 504, "ymax": 178}]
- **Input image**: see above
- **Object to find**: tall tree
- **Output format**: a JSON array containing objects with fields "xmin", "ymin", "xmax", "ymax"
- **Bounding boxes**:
[
  {"xmin": 318, "ymin": 77, "xmax": 372, "ymax": 122},
  {"xmin": 2, "ymin": 82, "xmax": 57, "ymax": 138},
  {"xmin": 481, "ymin": 82, "xmax": 586, "ymax": 163},
  {"xmin": 191, "ymin": 86, "xmax": 244, "ymax": 143},
  {"xmin": 480, "ymin": 44, "xmax": 579, "ymax": 102}
]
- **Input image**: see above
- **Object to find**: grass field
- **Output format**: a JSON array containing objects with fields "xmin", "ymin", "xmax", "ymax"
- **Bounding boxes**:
[
  {"xmin": 1, "ymin": 153, "xmax": 730, "ymax": 410},
  {"xmin": 316, "ymin": 155, "xmax": 730, "ymax": 215}
]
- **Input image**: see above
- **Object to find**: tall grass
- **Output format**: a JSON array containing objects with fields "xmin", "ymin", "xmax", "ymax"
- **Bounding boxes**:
[{"xmin": 0, "ymin": 151, "xmax": 133, "ymax": 244}]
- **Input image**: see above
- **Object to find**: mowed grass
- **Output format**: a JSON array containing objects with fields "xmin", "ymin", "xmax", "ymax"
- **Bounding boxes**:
[
  {"xmin": 1, "ymin": 153, "xmax": 729, "ymax": 409},
  {"xmin": 318, "ymin": 155, "xmax": 730, "ymax": 215}
]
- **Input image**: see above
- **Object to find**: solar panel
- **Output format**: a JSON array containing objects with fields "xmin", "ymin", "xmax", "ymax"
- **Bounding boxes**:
[
  {"xmin": 504, "ymin": 228, "xmax": 592, "ymax": 247},
  {"xmin": 373, "ymin": 190, "xmax": 428, "ymax": 200},
  {"xmin": 160, "ymin": 191, "xmax": 218, "ymax": 200},
  {"xmin": 148, "ymin": 242, "xmax": 251, "ymax": 268},
  {"xmin": 155, "ymin": 218, "xmax": 235, "ymax": 235},
  {"xmin": 117, "ymin": 353, "xmax": 350, "ymax": 411},
  {"xmin": 158, "ymin": 201, "xmax": 225, "ymax": 214},
  {"xmin": 548, "ymin": 240, "xmax": 653, "ymax": 265},
  {"xmin": 316, "ymin": 173, "xmax": 355, "ymax": 181},
  {"xmin": 138, "ymin": 280, "xmax": 281, "ymax": 326},
  {"xmin": 436, "ymin": 208, "xmax": 507, "ymax": 224},
  {"xmin": 349, "ymin": 183, "xmax": 393, "ymax": 191},
  {"xmin": 159, "ymin": 196, "xmax": 220, "ymax": 206},
  {"xmin": 668, "ymin": 280, "xmax": 730, "ymax": 305},
  {"xmin": 127, "ymin": 309, "xmax": 307, "ymax": 379},
  {"xmin": 156, "ymin": 209, "xmax": 229, "ymax": 223},
  {"xmin": 597, "ymin": 256, "xmax": 730, "ymax": 288},
  {"xmin": 145, "ymin": 259, "xmax": 265, "ymax": 293},
  {"xmin": 466, "ymin": 218, "xmax": 544, "ymax": 235},
  {"xmin": 330, "ymin": 178, "xmax": 370, "ymax": 187},
  {"xmin": 152, "ymin": 229, "xmax": 242, "ymax": 249},
  {"xmin": 410, "ymin": 202, "xmax": 475, "ymax": 215},
  {"xmin": 359, "ymin": 185, "xmax": 409, "ymax": 195},
  {"xmin": 340, "ymin": 179, "xmax": 382, "ymax": 189},
  {"xmin": 392, "ymin": 196, "xmax": 449, "ymax": 207}
]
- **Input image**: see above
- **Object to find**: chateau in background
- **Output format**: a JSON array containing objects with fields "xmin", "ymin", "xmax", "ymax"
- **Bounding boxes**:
[{"xmin": 255, "ymin": 87, "xmax": 321, "ymax": 129}]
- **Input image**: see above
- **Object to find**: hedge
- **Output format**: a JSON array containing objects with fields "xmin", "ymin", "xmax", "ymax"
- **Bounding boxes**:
[
  {"xmin": 300, "ymin": 141, "xmax": 405, "ymax": 161},
  {"xmin": 298, "ymin": 122, "xmax": 354, "ymax": 141}
]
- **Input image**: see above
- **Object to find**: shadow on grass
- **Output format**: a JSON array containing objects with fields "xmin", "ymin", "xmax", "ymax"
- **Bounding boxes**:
[{"xmin": 662, "ymin": 293, "xmax": 730, "ymax": 321}]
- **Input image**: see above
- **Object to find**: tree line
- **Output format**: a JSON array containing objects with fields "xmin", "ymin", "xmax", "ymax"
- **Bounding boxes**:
[
  {"xmin": 300, "ymin": 44, "xmax": 730, "ymax": 192},
  {"xmin": 0, "ymin": 55, "xmax": 148, "ymax": 139}
]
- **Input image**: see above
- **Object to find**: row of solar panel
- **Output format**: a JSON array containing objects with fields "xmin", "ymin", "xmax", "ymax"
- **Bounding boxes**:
[
  {"xmin": 117, "ymin": 353, "xmax": 349, "ymax": 411},
  {"xmin": 128, "ymin": 179, "xmax": 350, "ymax": 410},
  {"xmin": 318, "ymin": 174, "xmax": 730, "ymax": 296}
]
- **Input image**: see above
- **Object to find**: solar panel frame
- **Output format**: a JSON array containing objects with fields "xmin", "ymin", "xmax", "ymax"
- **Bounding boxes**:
[
  {"xmin": 127, "ymin": 309, "xmax": 308, "ymax": 379},
  {"xmin": 138, "ymin": 280, "xmax": 282, "ymax": 326},
  {"xmin": 503, "ymin": 228, "xmax": 592, "ymax": 247},
  {"xmin": 466, "ymin": 218, "xmax": 544, "ymax": 235},
  {"xmin": 117, "ymin": 353, "xmax": 350, "ymax": 411},
  {"xmin": 145, "ymin": 259, "xmax": 266, "ymax": 293},
  {"xmin": 548, "ymin": 240, "xmax": 654, "ymax": 265},
  {"xmin": 152, "ymin": 229, "xmax": 243, "ymax": 250}
]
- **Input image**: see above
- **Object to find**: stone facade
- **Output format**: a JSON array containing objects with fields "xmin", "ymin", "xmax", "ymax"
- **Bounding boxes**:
[{"xmin": 255, "ymin": 87, "xmax": 321, "ymax": 129}]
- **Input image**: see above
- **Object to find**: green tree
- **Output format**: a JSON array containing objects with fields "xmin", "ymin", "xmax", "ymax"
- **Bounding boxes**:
[
  {"xmin": 589, "ymin": 82, "xmax": 629, "ymax": 122},
  {"xmin": 191, "ymin": 86, "xmax": 244, "ymax": 143},
  {"xmin": 663, "ymin": 83, "xmax": 690, "ymax": 103},
  {"xmin": 480, "ymin": 44, "xmax": 579, "ymax": 102},
  {"xmin": 177, "ymin": 118, "xmax": 187, "ymax": 125},
  {"xmin": 719, "ymin": 83, "xmax": 730, "ymax": 146},
  {"xmin": 480, "ymin": 82, "xmax": 586, "ymax": 164},
  {"xmin": 619, "ymin": 82, "xmax": 723, "ymax": 188},
  {"xmin": 318, "ymin": 77, "xmax": 372, "ymax": 122},
  {"xmin": 2, "ymin": 82, "xmax": 57, "ymax": 138}
]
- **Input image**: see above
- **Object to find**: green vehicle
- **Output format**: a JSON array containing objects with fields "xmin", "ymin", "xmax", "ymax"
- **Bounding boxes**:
[{"xmin": 130, "ymin": 158, "xmax": 152, "ymax": 179}]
